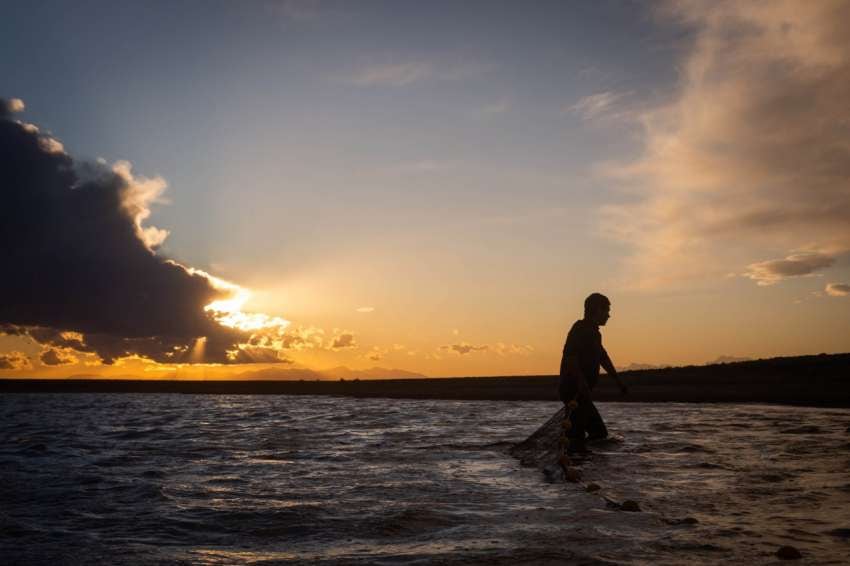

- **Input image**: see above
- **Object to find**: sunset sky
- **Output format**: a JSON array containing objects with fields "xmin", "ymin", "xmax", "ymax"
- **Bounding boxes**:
[{"xmin": 1, "ymin": 0, "xmax": 849, "ymax": 379}]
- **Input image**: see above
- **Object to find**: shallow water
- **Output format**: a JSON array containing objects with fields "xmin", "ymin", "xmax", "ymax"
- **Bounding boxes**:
[{"xmin": 1, "ymin": 395, "xmax": 848, "ymax": 564}]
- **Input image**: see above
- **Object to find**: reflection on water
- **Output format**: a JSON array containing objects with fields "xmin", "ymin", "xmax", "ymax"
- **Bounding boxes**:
[{"xmin": 1, "ymin": 394, "xmax": 848, "ymax": 564}]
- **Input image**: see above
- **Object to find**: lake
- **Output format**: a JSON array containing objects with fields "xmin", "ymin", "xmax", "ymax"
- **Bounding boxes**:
[{"xmin": 1, "ymin": 394, "xmax": 848, "ymax": 564}]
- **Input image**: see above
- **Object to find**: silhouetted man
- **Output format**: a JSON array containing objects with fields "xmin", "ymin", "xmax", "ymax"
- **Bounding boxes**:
[{"xmin": 559, "ymin": 293, "xmax": 627, "ymax": 453}]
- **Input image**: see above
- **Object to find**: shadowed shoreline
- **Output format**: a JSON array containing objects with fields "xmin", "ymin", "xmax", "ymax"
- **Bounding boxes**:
[{"xmin": 2, "ymin": 353, "xmax": 849, "ymax": 407}]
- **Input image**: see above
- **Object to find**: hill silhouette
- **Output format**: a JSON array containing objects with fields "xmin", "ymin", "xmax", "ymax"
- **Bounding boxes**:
[{"xmin": 3, "ymin": 353, "xmax": 849, "ymax": 407}]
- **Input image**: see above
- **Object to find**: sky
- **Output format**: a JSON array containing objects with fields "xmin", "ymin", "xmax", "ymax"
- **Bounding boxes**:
[{"xmin": 1, "ymin": 0, "xmax": 849, "ymax": 379}]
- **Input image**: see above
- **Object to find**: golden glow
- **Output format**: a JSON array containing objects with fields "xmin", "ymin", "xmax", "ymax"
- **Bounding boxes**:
[
  {"xmin": 171, "ymin": 261, "xmax": 291, "ymax": 334},
  {"xmin": 181, "ymin": 262, "xmax": 293, "ymax": 364},
  {"xmin": 205, "ymin": 286, "xmax": 290, "ymax": 333},
  {"xmin": 189, "ymin": 336, "xmax": 206, "ymax": 363}
]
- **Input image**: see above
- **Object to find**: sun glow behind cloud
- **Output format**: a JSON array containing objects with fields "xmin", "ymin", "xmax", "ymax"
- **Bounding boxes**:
[
  {"xmin": 176, "ymin": 263, "xmax": 291, "ymax": 334},
  {"xmin": 158, "ymin": 262, "xmax": 294, "ymax": 364},
  {"xmin": 205, "ymin": 286, "xmax": 291, "ymax": 333}
]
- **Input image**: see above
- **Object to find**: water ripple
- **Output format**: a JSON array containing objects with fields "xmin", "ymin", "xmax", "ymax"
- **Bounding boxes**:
[{"xmin": 0, "ymin": 394, "xmax": 848, "ymax": 564}]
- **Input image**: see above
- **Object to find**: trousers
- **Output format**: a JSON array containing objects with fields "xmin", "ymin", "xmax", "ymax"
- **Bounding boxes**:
[{"xmin": 559, "ymin": 379, "xmax": 608, "ymax": 444}]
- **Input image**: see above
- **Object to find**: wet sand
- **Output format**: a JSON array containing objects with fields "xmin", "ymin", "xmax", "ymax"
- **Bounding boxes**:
[{"xmin": 2, "ymin": 353, "xmax": 849, "ymax": 407}]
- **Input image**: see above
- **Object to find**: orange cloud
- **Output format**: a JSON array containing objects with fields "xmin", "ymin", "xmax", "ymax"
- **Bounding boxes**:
[
  {"xmin": 329, "ymin": 331, "xmax": 357, "ymax": 350},
  {"xmin": 744, "ymin": 252, "xmax": 835, "ymax": 286},
  {"xmin": 438, "ymin": 341, "xmax": 533, "ymax": 356},
  {"xmin": 825, "ymin": 283, "xmax": 850, "ymax": 297},
  {"xmin": 0, "ymin": 351, "xmax": 31, "ymax": 370},
  {"xmin": 440, "ymin": 342, "xmax": 488, "ymax": 355},
  {"xmin": 39, "ymin": 348, "xmax": 78, "ymax": 366}
]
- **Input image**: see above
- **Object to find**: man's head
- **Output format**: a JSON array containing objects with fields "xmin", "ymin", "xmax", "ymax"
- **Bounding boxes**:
[{"xmin": 583, "ymin": 293, "xmax": 611, "ymax": 326}]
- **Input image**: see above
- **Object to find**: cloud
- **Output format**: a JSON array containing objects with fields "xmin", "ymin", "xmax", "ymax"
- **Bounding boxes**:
[
  {"xmin": 826, "ymin": 283, "xmax": 850, "ymax": 297},
  {"xmin": 330, "ymin": 331, "xmax": 357, "ymax": 350},
  {"xmin": 0, "ymin": 351, "xmax": 31, "ymax": 370},
  {"xmin": 345, "ymin": 59, "xmax": 495, "ymax": 87},
  {"xmin": 567, "ymin": 91, "xmax": 629, "ymax": 120},
  {"xmin": 602, "ymin": 2, "xmax": 850, "ymax": 289},
  {"xmin": 439, "ymin": 341, "xmax": 534, "ymax": 356},
  {"xmin": 361, "ymin": 344, "xmax": 391, "ymax": 361},
  {"xmin": 744, "ymin": 252, "xmax": 835, "ymax": 286},
  {"xmin": 246, "ymin": 324, "xmax": 323, "ymax": 352},
  {"xmin": 440, "ymin": 342, "xmax": 489, "ymax": 355},
  {"xmin": 0, "ymin": 99, "xmax": 284, "ymax": 364},
  {"xmin": 227, "ymin": 346, "xmax": 294, "ymax": 364},
  {"xmin": 492, "ymin": 342, "xmax": 534, "ymax": 357},
  {"xmin": 38, "ymin": 136, "xmax": 65, "ymax": 154},
  {"xmin": 356, "ymin": 343, "xmax": 409, "ymax": 362},
  {"xmin": 355, "ymin": 306, "xmax": 375, "ymax": 313},
  {"xmin": 39, "ymin": 348, "xmax": 78, "ymax": 366},
  {"xmin": 248, "ymin": 324, "xmax": 365, "ymax": 354},
  {"xmin": 112, "ymin": 160, "xmax": 170, "ymax": 250},
  {"xmin": 279, "ymin": 326, "xmax": 326, "ymax": 350}
]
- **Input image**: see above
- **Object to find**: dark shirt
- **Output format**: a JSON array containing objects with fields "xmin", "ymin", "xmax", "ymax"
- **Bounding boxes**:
[{"xmin": 558, "ymin": 319, "xmax": 606, "ymax": 393}]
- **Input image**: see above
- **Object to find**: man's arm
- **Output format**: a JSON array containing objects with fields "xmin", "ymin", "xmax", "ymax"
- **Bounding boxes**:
[{"xmin": 601, "ymin": 348, "xmax": 628, "ymax": 395}]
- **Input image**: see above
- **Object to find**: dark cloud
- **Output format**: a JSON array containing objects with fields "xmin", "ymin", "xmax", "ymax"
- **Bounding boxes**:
[
  {"xmin": 0, "ymin": 351, "xmax": 31, "ymax": 370},
  {"xmin": 330, "ymin": 332, "xmax": 357, "ymax": 350},
  {"xmin": 744, "ymin": 252, "xmax": 835, "ymax": 286},
  {"xmin": 279, "ymin": 326, "xmax": 325, "ymax": 350},
  {"xmin": 0, "ymin": 99, "xmax": 251, "ymax": 363},
  {"xmin": 228, "ymin": 346, "xmax": 293, "ymax": 364},
  {"xmin": 39, "ymin": 348, "xmax": 77, "ymax": 366}
]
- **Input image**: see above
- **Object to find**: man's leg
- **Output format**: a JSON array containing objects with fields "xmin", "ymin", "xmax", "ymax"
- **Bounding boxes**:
[
  {"xmin": 559, "ymin": 377, "xmax": 588, "ymax": 452},
  {"xmin": 566, "ymin": 393, "xmax": 591, "ymax": 453},
  {"xmin": 585, "ymin": 400, "xmax": 608, "ymax": 440}
]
